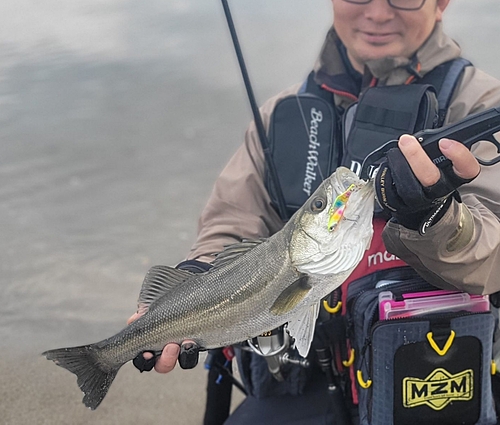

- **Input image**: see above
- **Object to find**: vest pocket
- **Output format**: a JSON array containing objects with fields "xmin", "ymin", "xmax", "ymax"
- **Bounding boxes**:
[{"xmin": 360, "ymin": 312, "xmax": 497, "ymax": 425}]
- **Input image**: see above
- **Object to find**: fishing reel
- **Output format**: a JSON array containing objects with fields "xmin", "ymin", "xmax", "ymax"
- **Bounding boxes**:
[{"xmin": 246, "ymin": 325, "xmax": 310, "ymax": 381}]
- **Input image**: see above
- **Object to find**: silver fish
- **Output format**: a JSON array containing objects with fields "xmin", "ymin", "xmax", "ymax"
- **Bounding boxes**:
[{"xmin": 43, "ymin": 166, "xmax": 374, "ymax": 409}]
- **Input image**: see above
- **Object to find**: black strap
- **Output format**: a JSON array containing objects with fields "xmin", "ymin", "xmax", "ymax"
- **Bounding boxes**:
[{"xmin": 419, "ymin": 58, "xmax": 472, "ymax": 126}]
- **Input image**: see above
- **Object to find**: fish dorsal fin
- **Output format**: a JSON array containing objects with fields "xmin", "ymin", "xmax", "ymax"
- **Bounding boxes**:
[
  {"xmin": 286, "ymin": 303, "xmax": 320, "ymax": 357},
  {"xmin": 137, "ymin": 265, "xmax": 193, "ymax": 314},
  {"xmin": 270, "ymin": 276, "xmax": 312, "ymax": 316},
  {"xmin": 212, "ymin": 238, "xmax": 266, "ymax": 269}
]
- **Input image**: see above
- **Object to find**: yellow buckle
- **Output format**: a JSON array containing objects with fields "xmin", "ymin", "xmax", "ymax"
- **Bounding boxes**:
[
  {"xmin": 357, "ymin": 369, "xmax": 372, "ymax": 389},
  {"xmin": 323, "ymin": 300, "xmax": 342, "ymax": 314},
  {"xmin": 426, "ymin": 330, "xmax": 455, "ymax": 356},
  {"xmin": 342, "ymin": 349, "xmax": 355, "ymax": 367}
]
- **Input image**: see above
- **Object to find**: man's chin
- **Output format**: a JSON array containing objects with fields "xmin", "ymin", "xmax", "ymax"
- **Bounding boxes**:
[{"xmin": 357, "ymin": 46, "xmax": 405, "ymax": 63}]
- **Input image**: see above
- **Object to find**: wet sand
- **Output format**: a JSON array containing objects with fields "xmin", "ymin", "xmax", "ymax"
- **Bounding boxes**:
[
  {"xmin": 1, "ymin": 353, "xmax": 212, "ymax": 425},
  {"xmin": 1, "ymin": 0, "xmax": 499, "ymax": 424}
]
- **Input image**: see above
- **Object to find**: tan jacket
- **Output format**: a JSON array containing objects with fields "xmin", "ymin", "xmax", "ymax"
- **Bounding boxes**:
[{"xmin": 188, "ymin": 23, "xmax": 500, "ymax": 295}]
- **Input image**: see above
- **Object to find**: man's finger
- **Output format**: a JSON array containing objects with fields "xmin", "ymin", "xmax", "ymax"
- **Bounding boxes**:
[
  {"xmin": 154, "ymin": 344, "xmax": 180, "ymax": 373},
  {"xmin": 439, "ymin": 138, "xmax": 480, "ymax": 180},
  {"xmin": 398, "ymin": 134, "xmax": 440, "ymax": 187},
  {"xmin": 127, "ymin": 312, "xmax": 141, "ymax": 325}
]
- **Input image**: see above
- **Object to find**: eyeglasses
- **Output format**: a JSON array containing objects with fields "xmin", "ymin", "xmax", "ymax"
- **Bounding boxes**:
[{"xmin": 343, "ymin": 0, "xmax": 427, "ymax": 11}]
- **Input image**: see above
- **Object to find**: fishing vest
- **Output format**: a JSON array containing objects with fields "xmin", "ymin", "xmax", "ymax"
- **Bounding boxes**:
[
  {"xmin": 241, "ymin": 54, "xmax": 499, "ymax": 425},
  {"xmin": 240, "ymin": 58, "xmax": 475, "ymax": 403},
  {"xmin": 265, "ymin": 58, "xmax": 471, "ymax": 220}
]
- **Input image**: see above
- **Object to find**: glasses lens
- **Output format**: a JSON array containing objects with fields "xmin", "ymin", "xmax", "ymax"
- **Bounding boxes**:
[{"xmin": 389, "ymin": 0, "xmax": 426, "ymax": 10}]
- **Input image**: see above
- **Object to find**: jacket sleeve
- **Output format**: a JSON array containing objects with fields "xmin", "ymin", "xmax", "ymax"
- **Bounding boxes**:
[
  {"xmin": 383, "ymin": 67, "xmax": 500, "ymax": 294},
  {"xmin": 186, "ymin": 83, "xmax": 303, "ymax": 262}
]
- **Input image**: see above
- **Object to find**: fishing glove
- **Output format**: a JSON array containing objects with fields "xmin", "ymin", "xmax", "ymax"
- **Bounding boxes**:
[
  {"xmin": 374, "ymin": 148, "xmax": 476, "ymax": 234},
  {"xmin": 133, "ymin": 350, "xmax": 161, "ymax": 372},
  {"xmin": 132, "ymin": 342, "xmax": 202, "ymax": 372},
  {"xmin": 132, "ymin": 259, "xmax": 212, "ymax": 372}
]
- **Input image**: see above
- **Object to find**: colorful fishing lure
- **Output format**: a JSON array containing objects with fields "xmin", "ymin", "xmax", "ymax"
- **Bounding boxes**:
[{"xmin": 328, "ymin": 184, "xmax": 356, "ymax": 231}]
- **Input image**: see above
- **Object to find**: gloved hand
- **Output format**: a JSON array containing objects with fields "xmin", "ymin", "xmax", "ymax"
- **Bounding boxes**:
[
  {"xmin": 132, "ymin": 342, "xmax": 201, "ymax": 373},
  {"xmin": 374, "ymin": 135, "xmax": 480, "ymax": 233},
  {"xmin": 130, "ymin": 259, "xmax": 212, "ymax": 373}
]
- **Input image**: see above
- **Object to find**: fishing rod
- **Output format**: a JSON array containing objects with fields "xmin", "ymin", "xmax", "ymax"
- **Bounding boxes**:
[{"xmin": 221, "ymin": 0, "xmax": 289, "ymax": 221}]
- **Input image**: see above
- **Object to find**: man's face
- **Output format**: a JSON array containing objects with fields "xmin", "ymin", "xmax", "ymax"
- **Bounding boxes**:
[{"xmin": 332, "ymin": 0, "xmax": 449, "ymax": 72}]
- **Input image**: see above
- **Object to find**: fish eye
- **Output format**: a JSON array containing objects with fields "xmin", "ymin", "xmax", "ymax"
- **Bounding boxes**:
[{"xmin": 310, "ymin": 197, "xmax": 327, "ymax": 213}]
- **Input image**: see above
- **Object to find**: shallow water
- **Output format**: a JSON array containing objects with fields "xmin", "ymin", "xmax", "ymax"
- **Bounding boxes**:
[{"xmin": 1, "ymin": 0, "xmax": 499, "ymax": 423}]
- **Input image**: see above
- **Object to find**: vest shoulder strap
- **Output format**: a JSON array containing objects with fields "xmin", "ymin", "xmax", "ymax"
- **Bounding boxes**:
[{"xmin": 419, "ymin": 58, "xmax": 472, "ymax": 125}]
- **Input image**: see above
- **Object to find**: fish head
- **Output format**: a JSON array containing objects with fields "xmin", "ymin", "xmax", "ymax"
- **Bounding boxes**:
[{"xmin": 289, "ymin": 167, "xmax": 375, "ymax": 277}]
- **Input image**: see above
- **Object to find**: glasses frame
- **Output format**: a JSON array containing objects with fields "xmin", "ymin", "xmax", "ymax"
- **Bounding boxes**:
[{"xmin": 343, "ymin": 0, "xmax": 427, "ymax": 11}]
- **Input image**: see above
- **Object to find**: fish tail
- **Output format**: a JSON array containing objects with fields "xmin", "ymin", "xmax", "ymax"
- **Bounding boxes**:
[{"xmin": 42, "ymin": 345, "xmax": 120, "ymax": 410}]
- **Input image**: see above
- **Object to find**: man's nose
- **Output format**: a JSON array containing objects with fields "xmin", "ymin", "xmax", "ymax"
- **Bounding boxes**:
[{"xmin": 363, "ymin": 0, "xmax": 396, "ymax": 23}]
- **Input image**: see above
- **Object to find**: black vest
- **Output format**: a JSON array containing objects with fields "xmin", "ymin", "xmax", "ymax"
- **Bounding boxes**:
[{"xmin": 265, "ymin": 58, "xmax": 471, "ymax": 220}]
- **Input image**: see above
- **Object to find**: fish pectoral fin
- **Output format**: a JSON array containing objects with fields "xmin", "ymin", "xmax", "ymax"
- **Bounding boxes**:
[
  {"xmin": 286, "ymin": 303, "xmax": 320, "ymax": 358},
  {"xmin": 212, "ymin": 238, "xmax": 267, "ymax": 269},
  {"xmin": 137, "ymin": 265, "xmax": 194, "ymax": 312},
  {"xmin": 270, "ymin": 276, "xmax": 311, "ymax": 316}
]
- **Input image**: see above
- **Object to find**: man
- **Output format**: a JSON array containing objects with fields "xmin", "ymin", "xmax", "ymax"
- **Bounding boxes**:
[{"xmin": 130, "ymin": 0, "xmax": 500, "ymax": 423}]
